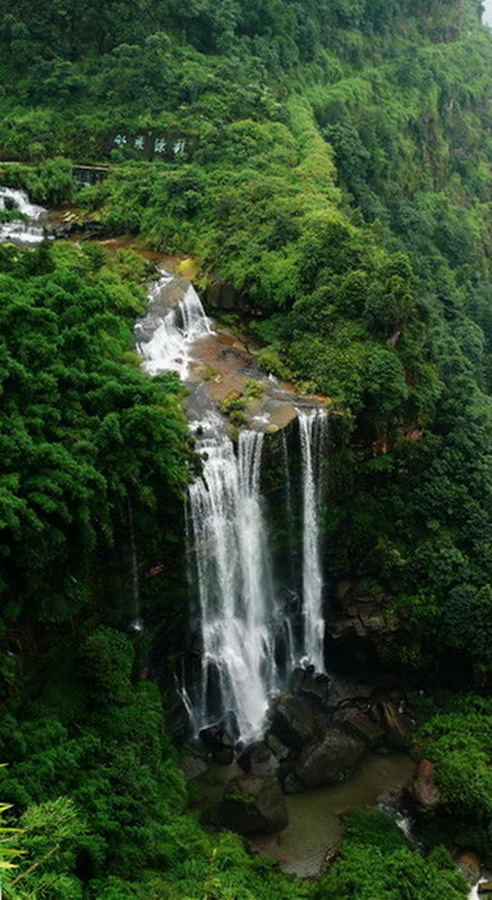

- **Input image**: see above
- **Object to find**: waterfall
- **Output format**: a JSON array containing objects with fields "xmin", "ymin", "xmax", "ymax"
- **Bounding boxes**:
[
  {"xmin": 127, "ymin": 497, "xmax": 143, "ymax": 632},
  {"xmin": 0, "ymin": 187, "xmax": 48, "ymax": 245},
  {"xmin": 298, "ymin": 409, "xmax": 328, "ymax": 671},
  {"xmin": 188, "ymin": 416, "xmax": 279, "ymax": 739},
  {"xmin": 136, "ymin": 273, "xmax": 330, "ymax": 741},
  {"xmin": 137, "ymin": 281, "xmax": 211, "ymax": 379}
]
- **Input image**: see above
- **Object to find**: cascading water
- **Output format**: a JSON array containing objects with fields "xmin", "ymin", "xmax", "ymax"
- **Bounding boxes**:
[
  {"xmin": 136, "ymin": 272, "xmax": 330, "ymax": 739},
  {"xmin": 298, "ymin": 409, "xmax": 328, "ymax": 672},
  {"xmin": 188, "ymin": 418, "xmax": 279, "ymax": 738},
  {"xmin": 469, "ymin": 883, "xmax": 487, "ymax": 900},
  {"xmin": 0, "ymin": 187, "xmax": 48, "ymax": 244},
  {"xmin": 127, "ymin": 497, "xmax": 143, "ymax": 633},
  {"xmin": 137, "ymin": 278, "xmax": 211, "ymax": 379}
]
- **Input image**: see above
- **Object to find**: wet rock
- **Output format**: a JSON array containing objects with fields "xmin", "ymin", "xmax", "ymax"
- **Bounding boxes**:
[
  {"xmin": 359, "ymin": 607, "xmax": 391, "ymax": 633},
  {"xmin": 282, "ymin": 772, "xmax": 305, "ymax": 795},
  {"xmin": 292, "ymin": 727, "xmax": 365, "ymax": 790},
  {"xmin": 335, "ymin": 579, "xmax": 354, "ymax": 603},
  {"xmin": 327, "ymin": 579, "xmax": 404, "ymax": 670},
  {"xmin": 237, "ymin": 741, "xmax": 279, "ymax": 776},
  {"xmin": 180, "ymin": 754, "xmax": 209, "ymax": 781},
  {"xmin": 199, "ymin": 711, "xmax": 240, "ymax": 764},
  {"xmin": 264, "ymin": 732, "xmax": 291, "ymax": 761},
  {"xmin": 300, "ymin": 671, "xmax": 331, "ymax": 706},
  {"xmin": 478, "ymin": 882, "xmax": 492, "ymax": 894},
  {"xmin": 328, "ymin": 616, "xmax": 368, "ymax": 642},
  {"xmin": 336, "ymin": 707, "xmax": 385, "ymax": 750},
  {"xmin": 288, "ymin": 666, "xmax": 331, "ymax": 706},
  {"xmin": 269, "ymin": 694, "xmax": 318, "ymax": 749},
  {"xmin": 326, "ymin": 679, "xmax": 374, "ymax": 709},
  {"xmin": 290, "ymin": 667, "xmax": 306, "ymax": 693},
  {"xmin": 211, "ymin": 774, "xmax": 288, "ymax": 834},
  {"xmin": 457, "ymin": 852, "xmax": 481, "ymax": 883},
  {"xmin": 408, "ymin": 759, "xmax": 441, "ymax": 813}
]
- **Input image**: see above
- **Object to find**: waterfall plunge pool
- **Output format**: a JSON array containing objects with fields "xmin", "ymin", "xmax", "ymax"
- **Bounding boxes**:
[{"xmin": 197, "ymin": 753, "xmax": 415, "ymax": 878}]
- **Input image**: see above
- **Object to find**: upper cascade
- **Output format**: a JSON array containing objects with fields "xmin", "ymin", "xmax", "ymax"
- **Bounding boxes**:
[{"xmin": 136, "ymin": 275, "xmax": 212, "ymax": 380}]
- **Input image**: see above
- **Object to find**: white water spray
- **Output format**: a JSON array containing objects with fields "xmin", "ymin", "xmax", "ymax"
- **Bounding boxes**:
[
  {"xmin": 188, "ymin": 417, "xmax": 279, "ymax": 738},
  {"xmin": 299, "ymin": 409, "xmax": 328, "ymax": 671},
  {"xmin": 127, "ymin": 497, "xmax": 143, "ymax": 633},
  {"xmin": 468, "ymin": 883, "xmax": 486, "ymax": 900},
  {"xmin": 0, "ymin": 187, "xmax": 48, "ymax": 244},
  {"xmin": 136, "ymin": 274, "xmax": 330, "ymax": 738},
  {"xmin": 137, "ymin": 280, "xmax": 211, "ymax": 379}
]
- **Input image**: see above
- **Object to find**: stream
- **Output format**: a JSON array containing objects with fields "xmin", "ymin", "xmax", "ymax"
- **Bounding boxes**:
[{"xmin": 199, "ymin": 753, "xmax": 415, "ymax": 877}]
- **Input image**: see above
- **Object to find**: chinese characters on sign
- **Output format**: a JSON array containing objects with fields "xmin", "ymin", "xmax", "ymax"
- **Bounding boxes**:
[{"xmin": 112, "ymin": 134, "xmax": 187, "ymax": 159}]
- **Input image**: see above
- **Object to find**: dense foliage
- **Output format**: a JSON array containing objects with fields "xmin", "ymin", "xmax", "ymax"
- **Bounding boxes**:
[
  {"xmin": 417, "ymin": 694, "xmax": 492, "ymax": 830},
  {"xmin": 0, "ymin": 0, "xmax": 490, "ymax": 896},
  {"xmin": 42, "ymin": 0, "xmax": 492, "ymax": 679},
  {"xmin": 313, "ymin": 810, "xmax": 468, "ymax": 900},
  {"xmin": 0, "ymin": 628, "xmax": 312, "ymax": 899},
  {"xmin": 0, "ymin": 241, "xmax": 190, "ymax": 635}
]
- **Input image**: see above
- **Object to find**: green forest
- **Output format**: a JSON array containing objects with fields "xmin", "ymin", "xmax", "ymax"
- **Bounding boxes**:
[{"xmin": 0, "ymin": 0, "xmax": 491, "ymax": 897}]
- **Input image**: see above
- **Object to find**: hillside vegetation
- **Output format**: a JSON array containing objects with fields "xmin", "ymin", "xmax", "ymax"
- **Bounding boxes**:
[{"xmin": 0, "ymin": 0, "xmax": 490, "ymax": 896}]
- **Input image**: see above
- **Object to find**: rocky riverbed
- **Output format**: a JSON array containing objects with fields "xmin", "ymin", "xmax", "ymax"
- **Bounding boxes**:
[{"xmin": 181, "ymin": 666, "xmax": 423, "ymax": 875}]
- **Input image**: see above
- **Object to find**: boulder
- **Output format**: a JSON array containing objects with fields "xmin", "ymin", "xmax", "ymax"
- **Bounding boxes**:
[
  {"xmin": 293, "ymin": 727, "xmax": 365, "ymax": 790},
  {"xmin": 288, "ymin": 666, "xmax": 331, "ymax": 706},
  {"xmin": 336, "ymin": 707, "xmax": 385, "ymax": 750},
  {"xmin": 264, "ymin": 732, "xmax": 291, "ymax": 761},
  {"xmin": 199, "ymin": 711, "xmax": 240, "ymax": 764},
  {"xmin": 269, "ymin": 694, "xmax": 318, "ymax": 749},
  {"xmin": 290, "ymin": 666, "xmax": 307, "ymax": 693},
  {"xmin": 180, "ymin": 754, "xmax": 209, "ymax": 781},
  {"xmin": 237, "ymin": 740, "xmax": 278, "ymax": 776},
  {"xmin": 300, "ymin": 670, "xmax": 331, "ymax": 706},
  {"xmin": 283, "ymin": 772, "xmax": 305, "ymax": 795},
  {"xmin": 457, "ymin": 852, "xmax": 481, "ymax": 883},
  {"xmin": 325, "ymin": 678, "xmax": 375, "ymax": 709},
  {"xmin": 478, "ymin": 882, "xmax": 492, "ymax": 894},
  {"xmin": 408, "ymin": 759, "xmax": 441, "ymax": 813},
  {"xmin": 212, "ymin": 774, "xmax": 288, "ymax": 834}
]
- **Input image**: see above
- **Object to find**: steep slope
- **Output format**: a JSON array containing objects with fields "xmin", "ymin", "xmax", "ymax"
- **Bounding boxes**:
[{"xmin": 0, "ymin": 1, "xmax": 490, "ymax": 897}]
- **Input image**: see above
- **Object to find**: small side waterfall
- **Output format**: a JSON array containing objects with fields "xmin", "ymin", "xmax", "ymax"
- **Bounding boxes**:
[
  {"xmin": 0, "ymin": 187, "xmax": 48, "ymax": 244},
  {"xmin": 298, "ymin": 409, "xmax": 328, "ymax": 671},
  {"xmin": 188, "ymin": 417, "xmax": 279, "ymax": 738},
  {"xmin": 127, "ymin": 497, "xmax": 143, "ymax": 633}
]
